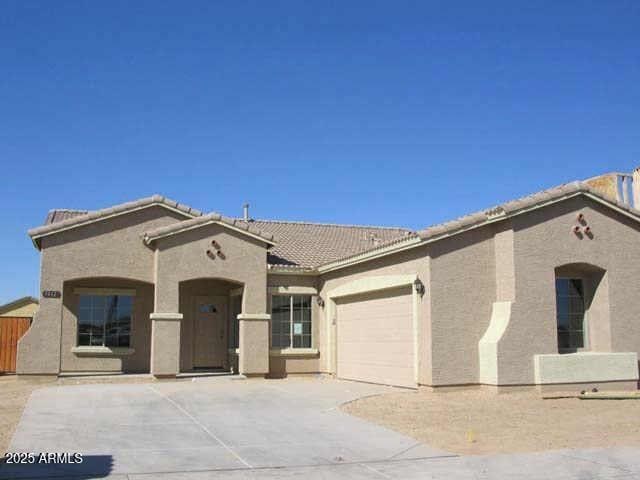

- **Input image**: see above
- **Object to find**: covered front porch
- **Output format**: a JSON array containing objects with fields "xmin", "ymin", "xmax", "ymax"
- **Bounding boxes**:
[
  {"xmin": 150, "ymin": 276, "xmax": 271, "ymax": 378},
  {"xmin": 145, "ymin": 215, "xmax": 275, "ymax": 378}
]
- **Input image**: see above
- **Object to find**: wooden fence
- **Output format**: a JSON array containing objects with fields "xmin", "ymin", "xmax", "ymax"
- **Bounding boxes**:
[{"xmin": 0, "ymin": 317, "xmax": 31, "ymax": 373}]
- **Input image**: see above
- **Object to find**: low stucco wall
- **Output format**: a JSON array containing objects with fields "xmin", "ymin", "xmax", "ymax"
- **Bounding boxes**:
[
  {"xmin": 534, "ymin": 352, "xmax": 639, "ymax": 385},
  {"xmin": 268, "ymin": 354, "xmax": 320, "ymax": 376}
]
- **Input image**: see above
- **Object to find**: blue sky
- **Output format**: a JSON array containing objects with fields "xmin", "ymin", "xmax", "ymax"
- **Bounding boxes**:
[{"xmin": 0, "ymin": 1, "xmax": 638, "ymax": 303}]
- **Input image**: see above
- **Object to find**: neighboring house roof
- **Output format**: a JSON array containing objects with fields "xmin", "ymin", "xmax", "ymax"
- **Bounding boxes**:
[
  {"xmin": 29, "ymin": 195, "xmax": 203, "ymax": 249},
  {"xmin": 45, "ymin": 209, "xmax": 89, "ymax": 225},
  {"xmin": 239, "ymin": 220, "xmax": 414, "ymax": 269},
  {"xmin": 317, "ymin": 181, "xmax": 640, "ymax": 273},
  {"xmin": 0, "ymin": 296, "xmax": 39, "ymax": 316},
  {"xmin": 143, "ymin": 213, "xmax": 277, "ymax": 246}
]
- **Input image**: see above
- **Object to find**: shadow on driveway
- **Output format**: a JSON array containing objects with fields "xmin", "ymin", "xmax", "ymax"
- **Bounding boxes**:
[{"xmin": 0, "ymin": 454, "xmax": 112, "ymax": 479}]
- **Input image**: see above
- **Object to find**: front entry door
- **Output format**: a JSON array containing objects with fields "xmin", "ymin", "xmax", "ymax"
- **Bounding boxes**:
[{"xmin": 194, "ymin": 296, "xmax": 227, "ymax": 368}]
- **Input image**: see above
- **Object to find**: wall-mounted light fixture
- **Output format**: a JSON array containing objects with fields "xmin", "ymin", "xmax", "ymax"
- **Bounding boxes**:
[
  {"xmin": 414, "ymin": 278, "xmax": 425, "ymax": 296},
  {"xmin": 577, "ymin": 213, "xmax": 585, "ymax": 223},
  {"xmin": 211, "ymin": 240, "xmax": 221, "ymax": 249},
  {"xmin": 572, "ymin": 225, "xmax": 582, "ymax": 234},
  {"xmin": 316, "ymin": 296, "xmax": 325, "ymax": 308},
  {"xmin": 206, "ymin": 249, "xmax": 216, "ymax": 259}
]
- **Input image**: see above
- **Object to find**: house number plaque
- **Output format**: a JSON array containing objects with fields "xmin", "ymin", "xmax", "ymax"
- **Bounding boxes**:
[{"xmin": 42, "ymin": 290, "xmax": 61, "ymax": 298}]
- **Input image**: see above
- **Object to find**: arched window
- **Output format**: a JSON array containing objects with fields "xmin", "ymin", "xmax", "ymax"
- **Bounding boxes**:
[{"xmin": 554, "ymin": 263, "xmax": 608, "ymax": 353}]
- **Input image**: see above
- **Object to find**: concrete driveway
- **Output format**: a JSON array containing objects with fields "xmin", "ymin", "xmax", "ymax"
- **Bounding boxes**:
[{"xmin": 2, "ymin": 377, "xmax": 640, "ymax": 479}]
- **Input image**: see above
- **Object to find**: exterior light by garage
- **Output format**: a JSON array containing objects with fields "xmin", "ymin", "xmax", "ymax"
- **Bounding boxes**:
[
  {"xmin": 413, "ymin": 278, "xmax": 425, "ymax": 296},
  {"xmin": 316, "ymin": 296, "xmax": 325, "ymax": 308}
]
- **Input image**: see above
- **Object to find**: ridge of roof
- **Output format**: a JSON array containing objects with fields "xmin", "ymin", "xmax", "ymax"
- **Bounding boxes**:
[
  {"xmin": 243, "ymin": 218, "xmax": 411, "ymax": 231},
  {"xmin": 417, "ymin": 181, "xmax": 590, "ymax": 240},
  {"xmin": 316, "ymin": 180, "xmax": 640, "ymax": 273},
  {"xmin": 29, "ymin": 195, "xmax": 203, "ymax": 240},
  {"xmin": 143, "ymin": 212, "xmax": 276, "ymax": 245}
]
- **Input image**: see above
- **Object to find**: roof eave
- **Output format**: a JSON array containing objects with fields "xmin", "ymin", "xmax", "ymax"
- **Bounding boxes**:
[
  {"xmin": 144, "ymin": 219, "xmax": 276, "ymax": 248},
  {"xmin": 28, "ymin": 199, "xmax": 199, "ymax": 251},
  {"xmin": 267, "ymin": 265, "xmax": 319, "ymax": 275},
  {"xmin": 316, "ymin": 187, "xmax": 640, "ymax": 275}
]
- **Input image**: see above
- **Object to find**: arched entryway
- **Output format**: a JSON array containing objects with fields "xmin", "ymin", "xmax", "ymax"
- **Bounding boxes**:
[{"xmin": 179, "ymin": 278, "xmax": 244, "ymax": 373}]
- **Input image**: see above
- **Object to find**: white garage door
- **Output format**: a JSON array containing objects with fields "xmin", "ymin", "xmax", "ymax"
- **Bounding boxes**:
[{"xmin": 336, "ymin": 286, "xmax": 415, "ymax": 388}]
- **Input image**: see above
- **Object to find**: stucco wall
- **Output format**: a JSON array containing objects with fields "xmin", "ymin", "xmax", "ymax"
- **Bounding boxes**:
[
  {"xmin": 495, "ymin": 196, "xmax": 640, "ymax": 385},
  {"xmin": 153, "ymin": 224, "xmax": 268, "ymax": 314},
  {"xmin": 428, "ymin": 228, "xmax": 496, "ymax": 386},
  {"xmin": 18, "ymin": 206, "xmax": 187, "ymax": 374}
]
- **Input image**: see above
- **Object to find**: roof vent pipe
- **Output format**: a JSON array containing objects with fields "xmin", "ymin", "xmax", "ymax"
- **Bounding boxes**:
[{"xmin": 243, "ymin": 203, "xmax": 250, "ymax": 222}]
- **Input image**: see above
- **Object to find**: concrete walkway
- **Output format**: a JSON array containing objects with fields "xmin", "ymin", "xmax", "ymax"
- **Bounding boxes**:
[{"xmin": 2, "ymin": 377, "xmax": 639, "ymax": 479}]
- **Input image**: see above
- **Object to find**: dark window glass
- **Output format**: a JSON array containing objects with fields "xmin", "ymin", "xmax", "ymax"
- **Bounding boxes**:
[
  {"xmin": 270, "ymin": 295, "xmax": 312, "ymax": 348},
  {"xmin": 271, "ymin": 295, "xmax": 291, "ymax": 348},
  {"xmin": 555, "ymin": 278, "xmax": 585, "ymax": 352},
  {"xmin": 77, "ymin": 294, "xmax": 133, "ymax": 348}
]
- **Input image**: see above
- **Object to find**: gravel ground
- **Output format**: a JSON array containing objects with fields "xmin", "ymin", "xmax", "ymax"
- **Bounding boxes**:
[{"xmin": 341, "ymin": 388, "xmax": 640, "ymax": 455}]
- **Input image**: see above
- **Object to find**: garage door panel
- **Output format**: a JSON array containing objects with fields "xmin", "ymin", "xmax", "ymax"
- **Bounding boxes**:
[{"xmin": 336, "ymin": 287, "xmax": 415, "ymax": 388}]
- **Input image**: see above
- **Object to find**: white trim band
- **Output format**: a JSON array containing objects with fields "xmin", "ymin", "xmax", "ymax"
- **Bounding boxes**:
[
  {"xmin": 150, "ymin": 313, "xmax": 184, "ymax": 320},
  {"xmin": 71, "ymin": 346, "xmax": 135, "ymax": 356},
  {"xmin": 268, "ymin": 286, "xmax": 318, "ymax": 295},
  {"xmin": 237, "ymin": 313, "xmax": 271, "ymax": 321},
  {"xmin": 270, "ymin": 348, "xmax": 319, "ymax": 357}
]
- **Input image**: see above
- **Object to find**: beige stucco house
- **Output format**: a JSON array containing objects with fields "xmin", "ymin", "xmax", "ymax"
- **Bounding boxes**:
[{"xmin": 17, "ymin": 171, "xmax": 640, "ymax": 392}]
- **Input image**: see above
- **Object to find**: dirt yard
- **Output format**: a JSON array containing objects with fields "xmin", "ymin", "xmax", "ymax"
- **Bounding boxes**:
[
  {"xmin": 0, "ymin": 376, "xmax": 52, "ymax": 455},
  {"xmin": 342, "ymin": 388, "xmax": 640, "ymax": 455}
]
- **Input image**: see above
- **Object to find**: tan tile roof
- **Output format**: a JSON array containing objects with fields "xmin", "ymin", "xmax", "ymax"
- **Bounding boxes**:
[
  {"xmin": 316, "ymin": 181, "xmax": 640, "ymax": 271},
  {"xmin": 241, "ymin": 219, "xmax": 414, "ymax": 268},
  {"xmin": 44, "ymin": 209, "xmax": 89, "ymax": 225},
  {"xmin": 33, "ymin": 197, "xmax": 412, "ymax": 267},
  {"xmin": 38, "ymin": 181, "xmax": 627, "ymax": 271},
  {"xmin": 30, "ymin": 195, "xmax": 202, "ymax": 240},
  {"xmin": 143, "ymin": 213, "xmax": 276, "ymax": 245}
]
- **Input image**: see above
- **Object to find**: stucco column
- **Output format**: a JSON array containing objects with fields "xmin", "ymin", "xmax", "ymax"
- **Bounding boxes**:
[
  {"xmin": 151, "ymin": 258, "xmax": 182, "ymax": 377},
  {"xmin": 238, "ymin": 314, "xmax": 270, "ymax": 376},
  {"xmin": 150, "ymin": 313, "xmax": 182, "ymax": 377}
]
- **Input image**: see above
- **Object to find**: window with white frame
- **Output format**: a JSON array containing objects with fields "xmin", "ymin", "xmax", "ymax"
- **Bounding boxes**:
[
  {"xmin": 78, "ymin": 294, "xmax": 133, "ymax": 347},
  {"xmin": 271, "ymin": 295, "xmax": 312, "ymax": 348}
]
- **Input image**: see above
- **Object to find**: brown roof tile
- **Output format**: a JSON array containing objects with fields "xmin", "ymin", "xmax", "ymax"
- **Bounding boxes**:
[{"xmin": 240, "ymin": 220, "xmax": 413, "ymax": 268}]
